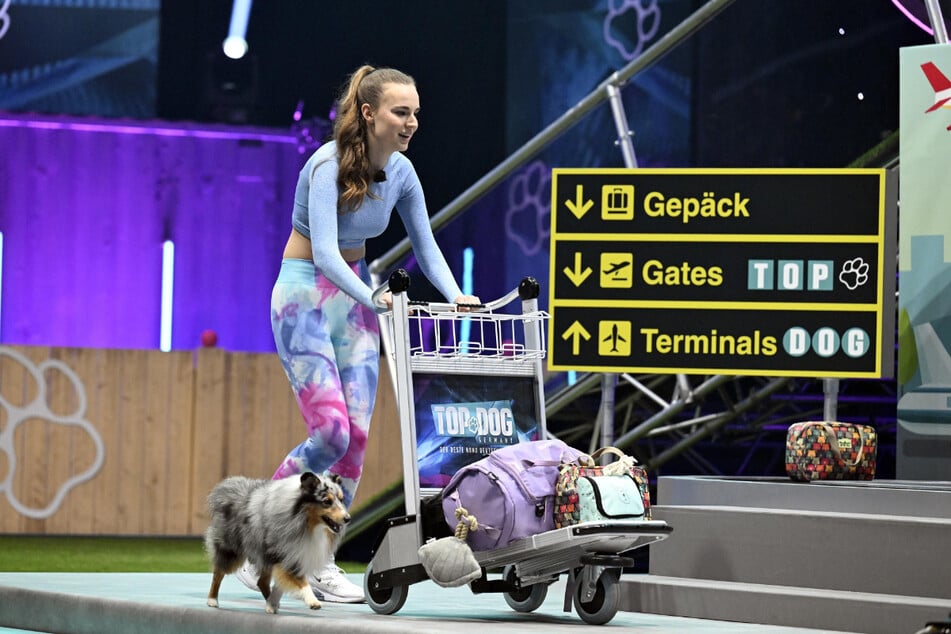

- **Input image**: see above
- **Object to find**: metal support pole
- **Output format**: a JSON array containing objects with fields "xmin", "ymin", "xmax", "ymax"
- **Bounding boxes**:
[
  {"xmin": 606, "ymin": 81, "xmax": 638, "ymax": 168},
  {"xmin": 601, "ymin": 77, "xmax": 696, "ymax": 448},
  {"xmin": 823, "ymin": 378, "xmax": 839, "ymax": 421},
  {"xmin": 925, "ymin": 0, "xmax": 949, "ymax": 44},
  {"xmin": 597, "ymin": 77, "xmax": 640, "ymax": 449},
  {"xmin": 599, "ymin": 373, "xmax": 617, "ymax": 461}
]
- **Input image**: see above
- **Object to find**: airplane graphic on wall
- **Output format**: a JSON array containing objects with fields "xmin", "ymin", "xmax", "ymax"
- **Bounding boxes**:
[{"xmin": 921, "ymin": 61, "xmax": 951, "ymax": 130}]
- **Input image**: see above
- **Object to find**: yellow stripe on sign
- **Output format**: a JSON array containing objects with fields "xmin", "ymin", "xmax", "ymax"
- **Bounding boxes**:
[{"xmin": 553, "ymin": 233, "xmax": 882, "ymax": 243}]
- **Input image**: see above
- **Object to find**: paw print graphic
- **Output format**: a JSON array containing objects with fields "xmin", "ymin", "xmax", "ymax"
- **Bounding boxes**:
[
  {"xmin": 0, "ymin": 0, "xmax": 10, "ymax": 41},
  {"xmin": 603, "ymin": 0, "xmax": 662, "ymax": 61},
  {"xmin": 838, "ymin": 257, "xmax": 870, "ymax": 291},
  {"xmin": 0, "ymin": 347, "xmax": 104, "ymax": 519},
  {"xmin": 505, "ymin": 160, "xmax": 551, "ymax": 257}
]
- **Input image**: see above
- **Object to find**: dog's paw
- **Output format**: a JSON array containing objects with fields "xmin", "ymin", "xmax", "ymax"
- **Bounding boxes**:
[
  {"xmin": 206, "ymin": 598, "xmax": 219, "ymax": 608},
  {"xmin": 307, "ymin": 599, "xmax": 322, "ymax": 611},
  {"xmin": 265, "ymin": 604, "xmax": 279, "ymax": 614}
]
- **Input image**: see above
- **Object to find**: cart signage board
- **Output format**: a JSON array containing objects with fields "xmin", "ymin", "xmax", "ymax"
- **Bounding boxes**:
[
  {"xmin": 412, "ymin": 373, "xmax": 542, "ymax": 489},
  {"xmin": 547, "ymin": 168, "xmax": 896, "ymax": 378}
]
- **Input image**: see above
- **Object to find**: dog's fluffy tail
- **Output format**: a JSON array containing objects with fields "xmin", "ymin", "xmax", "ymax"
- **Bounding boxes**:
[
  {"xmin": 206, "ymin": 476, "xmax": 260, "ymax": 516},
  {"xmin": 204, "ymin": 476, "xmax": 263, "ymax": 569}
]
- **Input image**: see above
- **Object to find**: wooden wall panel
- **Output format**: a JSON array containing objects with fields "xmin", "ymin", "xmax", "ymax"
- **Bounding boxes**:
[
  {"xmin": 0, "ymin": 349, "xmax": 24, "ymax": 532},
  {"xmin": 116, "ymin": 350, "xmax": 149, "ymax": 535},
  {"xmin": 41, "ymin": 348, "xmax": 71, "ymax": 534},
  {"xmin": 224, "ymin": 353, "xmax": 275, "ymax": 480},
  {"xmin": 17, "ymin": 416, "xmax": 50, "ymax": 534},
  {"xmin": 265, "ymin": 355, "xmax": 301, "ymax": 480},
  {"xmin": 54, "ymin": 347, "xmax": 101, "ymax": 534},
  {"xmin": 9, "ymin": 346, "xmax": 52, "ymax": 534},
  {"xmin": 148, "ymin": 351, "xmax": 195, "ymax": 535},
  {"xmin": 91, "ymin": 349, "xmax": 123, "ymax": 535},
  {"xmin": 0, "ymin": 345, "xmax": 402, "ymax": 536},
  {"xmin": 189, "ymin": 348, "xmax": 227, "ymax": 534}
]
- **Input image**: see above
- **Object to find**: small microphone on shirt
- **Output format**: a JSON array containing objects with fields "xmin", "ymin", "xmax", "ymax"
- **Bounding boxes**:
[{"xmin": 374, "ymin": 170, "xmax": 387, "ymax": 183}]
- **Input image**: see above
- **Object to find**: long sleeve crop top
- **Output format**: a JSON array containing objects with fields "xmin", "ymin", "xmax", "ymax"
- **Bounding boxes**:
[{"xmin": 291, "ymin": 142, "xmax": 463, "ymax": 309}]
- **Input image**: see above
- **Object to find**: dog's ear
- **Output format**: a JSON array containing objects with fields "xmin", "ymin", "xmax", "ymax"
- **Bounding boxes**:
[
  {"xmin": 330, "ymin": 473, "xmax": 344, "ymax": 486},
  {"xmin": 300, "ymin": 472, "xmax": 318, "ymax": 487}
]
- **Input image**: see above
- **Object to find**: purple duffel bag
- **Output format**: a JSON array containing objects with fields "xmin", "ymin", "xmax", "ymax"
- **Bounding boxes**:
[{"xmin": 441, "ymin": 439, "xmax": 584, "ymax": 551}]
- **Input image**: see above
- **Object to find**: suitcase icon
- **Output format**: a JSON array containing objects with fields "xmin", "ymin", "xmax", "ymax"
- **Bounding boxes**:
[{"xmin": 602, "ymin": 185, "xmax": 634, "ymax": 219}]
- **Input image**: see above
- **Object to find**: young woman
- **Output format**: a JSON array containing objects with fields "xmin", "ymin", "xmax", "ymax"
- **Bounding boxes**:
[{"xmin": 237, "ymin": 65, "xmax": 478, "ymax": 603}]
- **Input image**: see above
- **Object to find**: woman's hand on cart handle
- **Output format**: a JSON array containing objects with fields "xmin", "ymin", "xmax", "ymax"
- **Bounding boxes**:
[
  {"xmin": 371, "ymin": 284, "xmax": 394, "ymax": 314},
  {"xmin": 453, "ymin": 294, "xmax": 482, "ymax": 313}
]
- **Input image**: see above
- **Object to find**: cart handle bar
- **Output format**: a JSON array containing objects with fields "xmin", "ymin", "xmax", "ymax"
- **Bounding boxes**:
[{"xmin": 370, "ymin": 268, "xmax": 540, "ymax": 313}]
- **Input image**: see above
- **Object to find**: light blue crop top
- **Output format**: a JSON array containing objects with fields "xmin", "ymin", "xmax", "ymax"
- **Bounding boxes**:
[{"xmin": 292, "ymin": 141, "xmax": 463, "ymax": 309}]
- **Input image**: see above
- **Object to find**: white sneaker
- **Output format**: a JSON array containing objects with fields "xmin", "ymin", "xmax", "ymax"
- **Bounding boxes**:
[
  {"xmin": 234, "ymin": 560, "xmax": 262, "ymax": 592},
  {"xmin": 309, "ymin": 558, "xmax": 365, "ymax": 603}
]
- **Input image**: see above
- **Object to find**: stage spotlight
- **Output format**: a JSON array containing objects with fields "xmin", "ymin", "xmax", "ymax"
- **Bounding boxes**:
[
  {"xmin": 222, "ymin": 35, "xmax": 248, "ymax": 60},
  {"xmin": 223, "ymin": 0, "xmax": 254, "ymax": 58},
  {"xmin": 210, "ymin": 0, "xmax": 256, "ymax": 120}
]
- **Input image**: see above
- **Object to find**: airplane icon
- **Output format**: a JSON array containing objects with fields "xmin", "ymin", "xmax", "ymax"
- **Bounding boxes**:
[
  {"xmin": 921, "ymin": 61, "xmax": 951, "ymax": 130},
  {"xmin": 602, "ymin": 323, "xmax": 627, "ymax": 353},
  {"xmin": 603, "ymin": 260, "xmax": 631, "ymax": 276}
]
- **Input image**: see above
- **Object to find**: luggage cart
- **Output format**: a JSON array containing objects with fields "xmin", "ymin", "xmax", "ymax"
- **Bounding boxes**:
[{"xmin": 364, "ymin": 270, "xmax": 673, "ymax": 625}]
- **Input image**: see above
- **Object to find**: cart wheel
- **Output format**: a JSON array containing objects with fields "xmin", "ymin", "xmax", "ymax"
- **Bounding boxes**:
[
  {"xmin": 573, "ymin": 567, "xmax": 620, "ymax": 625},
  {"xmin": 501, "ymin": 564, "xmax": 547, "ymax": 613},
  {"xmin": 363, "ymin": 562, "xmax": 409, "ymax": 615}
]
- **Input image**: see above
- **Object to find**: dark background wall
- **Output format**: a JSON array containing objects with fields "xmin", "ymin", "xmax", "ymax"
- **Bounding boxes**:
[
  {"xmin": 692, "ymin": 0, "xmax": 921, "ymax": 167},
  {"xmin": 0, "ymin": 0, "xmax": 933, "ymax": 352},
  {"xmin": 157, "ymin": 1, "xmax": 508, "ymax": 226}
]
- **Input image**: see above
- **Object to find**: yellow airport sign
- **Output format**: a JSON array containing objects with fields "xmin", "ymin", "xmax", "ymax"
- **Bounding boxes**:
[{"xmin": 547, "ymin": 168, "xmax": 896, "ymax": 378}]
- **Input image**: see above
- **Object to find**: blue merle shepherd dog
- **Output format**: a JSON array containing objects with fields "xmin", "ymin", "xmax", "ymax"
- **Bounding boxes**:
[{"xmin": 204, "ymin": 472, "xmax": 350, "ymax": 613}]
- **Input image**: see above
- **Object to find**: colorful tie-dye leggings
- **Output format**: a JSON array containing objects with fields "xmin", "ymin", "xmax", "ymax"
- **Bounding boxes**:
[{"xmin": 270, "ymin": 258, "xmax": 380, "ymax": 508}]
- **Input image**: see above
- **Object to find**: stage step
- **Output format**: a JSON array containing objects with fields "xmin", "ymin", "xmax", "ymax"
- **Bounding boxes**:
[
  {"xmin": 626, "ymin": 476, "xmax": 951, "ymax": 632},
  {"xmin": 657, "ymin": 475, "xmax": 951, "ymax": 519},
  {"xmin": 649, "ymin": 504, "xmax": 951, "ymax": 598},
  {"xmin": 620, "ymin": 575, "xmax": 951, "ymax": 634}
]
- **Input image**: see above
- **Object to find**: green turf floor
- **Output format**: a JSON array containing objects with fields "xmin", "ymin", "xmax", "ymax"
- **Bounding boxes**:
[{"xmin": 0, "ymin": 536, "xmax": 363, "ymax": 573}]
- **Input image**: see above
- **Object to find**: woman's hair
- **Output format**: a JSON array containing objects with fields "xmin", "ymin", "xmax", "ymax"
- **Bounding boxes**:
[{"xmin": 332, "ymin": 65, "xmax": 415, "ymax": 212}]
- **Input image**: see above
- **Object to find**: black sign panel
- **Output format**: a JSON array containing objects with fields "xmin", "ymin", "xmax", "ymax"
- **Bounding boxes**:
[
  {"xmin": 547, "ymin": 168, "xmax": 895, "ymax": 378},
  {"xmin": 553, "ymin": 240, "xmax": 882, "ymax": 304},
  {"xmin": 553, "ymin": 170, "xmax": 883, "ymax": 235},
  {"xmin": 552, "ymin": 306, "xmax": 880, "ymax": 376}
]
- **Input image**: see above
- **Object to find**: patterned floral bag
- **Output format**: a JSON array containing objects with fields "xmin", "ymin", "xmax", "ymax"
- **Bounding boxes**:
[
  {"xmin": 554, "ymin": 446, "xmax": 652, "ymax": 528},
  {"xmin": 785, "ymin": 421, "xmax": 877, "ymax": 482}
]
